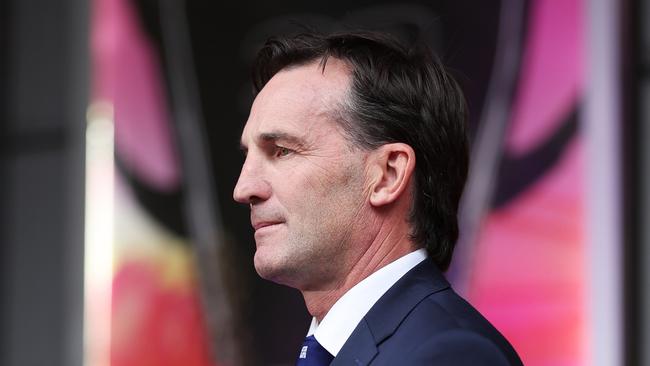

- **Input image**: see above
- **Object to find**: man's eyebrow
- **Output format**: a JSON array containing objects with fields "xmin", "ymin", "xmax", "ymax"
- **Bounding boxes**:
[
  {"xmin": 258, "ymin": 131, "xmax": 304, "ymax": 146},
  {"xmin": 239, "ymin": 131, "xmax": 305, "ymax": 154}
]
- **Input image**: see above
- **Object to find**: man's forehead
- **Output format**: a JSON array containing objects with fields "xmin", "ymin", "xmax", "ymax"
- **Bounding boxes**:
[
  {"xmin": 240, "ymin": 60, "xmax": 351, "ymax": 146},
  {"xmin": 239, "ymin": 109, "xmax": 313, "ymax": 146},
  {"xmin": 256, "ymin": 60, "xmax": 350, "ymax": 113}
]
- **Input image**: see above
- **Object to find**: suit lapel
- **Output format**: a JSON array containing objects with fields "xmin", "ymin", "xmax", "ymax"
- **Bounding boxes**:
[
  {"xmin": 332, "ymin": 258, "xmax": 450, "ymax": 365},
  {"xmin": 330, "ymin": 319, "xmax": 377, "ymax": 366}
]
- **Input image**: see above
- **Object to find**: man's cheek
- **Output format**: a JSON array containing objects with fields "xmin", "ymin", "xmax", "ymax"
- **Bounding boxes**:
[{"xmin": 291, "ymin": 169, "xmax": 331, "ymax": 193}]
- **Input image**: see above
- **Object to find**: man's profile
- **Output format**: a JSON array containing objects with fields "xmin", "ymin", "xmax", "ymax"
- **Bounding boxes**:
[{"xmin": 233, "ymin": 30, "xmax": 522, "ymax": 365}]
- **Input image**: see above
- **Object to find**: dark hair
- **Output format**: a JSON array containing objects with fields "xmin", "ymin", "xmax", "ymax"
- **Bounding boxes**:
[{"xmin": 250, "ymin": 31, "xmax": 469, "ymax": 271}]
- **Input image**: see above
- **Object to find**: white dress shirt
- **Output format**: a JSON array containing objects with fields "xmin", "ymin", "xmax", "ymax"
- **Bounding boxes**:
[{"xmin": 306, "ymin": 248, "xmax": 428, "ymax": 357}]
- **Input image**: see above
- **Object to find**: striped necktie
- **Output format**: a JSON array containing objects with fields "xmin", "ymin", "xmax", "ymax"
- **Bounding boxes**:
[{"xmin": 296, "ymin": 335, "xmax": 334, "ymax": 366}]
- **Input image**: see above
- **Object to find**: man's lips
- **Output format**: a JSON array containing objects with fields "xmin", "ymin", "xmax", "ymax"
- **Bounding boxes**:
[{"xmin": 252, "ymin": 221, "xmax": 283, "ymax": 231}]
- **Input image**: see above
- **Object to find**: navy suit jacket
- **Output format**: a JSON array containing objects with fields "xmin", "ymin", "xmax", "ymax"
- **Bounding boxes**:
[{"xmin": 330, "ymin": 258, "xmax": 523, "ymax": 365}]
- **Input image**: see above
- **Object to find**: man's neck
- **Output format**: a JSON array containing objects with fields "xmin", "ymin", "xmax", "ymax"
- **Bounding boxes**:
[{"xmin": 301, "ymin": 223, "xmax": 417, "ymax": 322}]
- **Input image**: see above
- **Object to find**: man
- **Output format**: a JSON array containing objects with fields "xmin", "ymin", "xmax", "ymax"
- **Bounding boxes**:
[{"xmin": 233, "ymin": 31, "xmax": 522, "ymax": 365}]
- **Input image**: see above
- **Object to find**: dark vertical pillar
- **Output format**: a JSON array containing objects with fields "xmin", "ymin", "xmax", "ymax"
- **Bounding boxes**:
[
  {"xmin": 0, "ymin": 0, "xmax": 88, "ymax": 365},
  {"xmin": 622, "ymin": 1, "xmax": 644, "ymax": 366},
  {"xmin": 640, "ymin": 0, "xmax": 650, "ymax": 364}
]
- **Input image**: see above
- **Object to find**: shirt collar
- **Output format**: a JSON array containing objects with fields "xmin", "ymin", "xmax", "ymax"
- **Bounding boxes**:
[{"xmin": 307, "ymin": 248, "xmax": 427, "ymax": 356}]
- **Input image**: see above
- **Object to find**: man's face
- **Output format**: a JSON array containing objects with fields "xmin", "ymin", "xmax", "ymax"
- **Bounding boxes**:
[{"xmin": 233, "ymin": 60, "xmax": 371, "ymax": 290}]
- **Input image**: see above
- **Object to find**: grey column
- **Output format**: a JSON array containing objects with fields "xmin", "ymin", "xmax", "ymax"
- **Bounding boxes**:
[
  {"xmin": 585, "ymin": 0, "xmax": 624, "ymax": 365},
  {"xmin": 1, "ymin": 0, "xmax": 88, "ymax": 365}
]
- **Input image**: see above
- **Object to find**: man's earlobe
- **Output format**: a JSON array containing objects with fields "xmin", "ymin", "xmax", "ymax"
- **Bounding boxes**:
[{"xmin": 369, "ymin": 143, "xmax": 416, "ymax": 207}]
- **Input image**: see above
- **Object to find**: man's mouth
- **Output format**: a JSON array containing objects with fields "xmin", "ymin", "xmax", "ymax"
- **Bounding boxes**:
[{"xmin": 252, "ymin": 221, "xmax": 283, "ymax": 231}]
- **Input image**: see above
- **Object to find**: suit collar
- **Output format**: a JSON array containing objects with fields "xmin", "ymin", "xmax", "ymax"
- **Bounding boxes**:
[
  {"xmin": 366, "ymin": 257, "xmax": 450, "ymax": 343},
  {"xmin": 330, "ymin": 319, "xmax": 377, "ymax": 366},
  {"xmin": 332, "ymin": 258, "xmax": 450, "ymax": 365}
]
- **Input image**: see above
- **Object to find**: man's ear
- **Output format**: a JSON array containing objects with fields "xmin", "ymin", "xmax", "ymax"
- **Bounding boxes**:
[{"xmin": 368, "ymin": 143, "xmax": 416, "ymax": 207}]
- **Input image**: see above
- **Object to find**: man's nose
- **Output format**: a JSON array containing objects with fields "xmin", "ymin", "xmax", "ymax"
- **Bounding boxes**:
[{"xmin": 233, "ymin": 157, "xmax": 271, "ymax": 204}]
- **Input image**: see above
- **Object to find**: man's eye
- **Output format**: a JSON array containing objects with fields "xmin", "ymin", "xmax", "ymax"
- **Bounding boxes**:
[{"xmin": 275, "ymin": 146, "xmax": 292, "ymax": 157}]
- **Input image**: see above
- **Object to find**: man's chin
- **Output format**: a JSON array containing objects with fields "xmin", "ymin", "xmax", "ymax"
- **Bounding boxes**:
[
  {"xmin": 253, "ymin": 254, "xmax": 300, "ymax": 287},
  {"xmin": 254, "ymin": 254, "xmax": 284, "ymax": 280}
]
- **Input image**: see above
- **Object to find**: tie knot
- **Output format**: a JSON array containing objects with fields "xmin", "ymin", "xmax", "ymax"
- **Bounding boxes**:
[{"xmin": 296, "ymin": 335, "xmax": 334, "ymax": 366}]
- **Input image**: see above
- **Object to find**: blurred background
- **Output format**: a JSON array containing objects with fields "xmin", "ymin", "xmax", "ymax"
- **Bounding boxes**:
[{"xmin": 0, "ymin": 0, "xmax": 647, "ymax": 365}]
